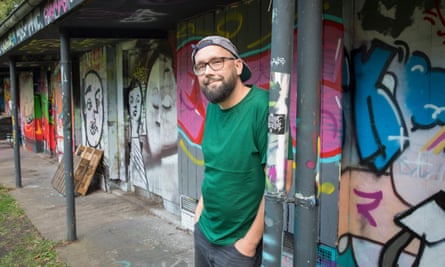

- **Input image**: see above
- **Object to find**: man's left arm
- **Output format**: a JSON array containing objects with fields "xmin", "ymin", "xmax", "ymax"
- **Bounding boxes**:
[{"xmin": 234, "ymin": 197, "xmax": 265, "ymax": 257}]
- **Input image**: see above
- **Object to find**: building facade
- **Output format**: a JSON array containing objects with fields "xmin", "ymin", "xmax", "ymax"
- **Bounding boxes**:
[{"xmin": 0, "ymin": 0, "xmax": 444, "ymax": 266}]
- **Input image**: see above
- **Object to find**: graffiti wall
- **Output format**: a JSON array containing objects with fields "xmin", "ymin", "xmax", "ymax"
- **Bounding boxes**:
[
  {"xmin": 79, "ymin": 48, "xmax": 108, "ymax": 149},
  {"xmin": 339, "ymin": 1, "xmax": 445, "ymax": 266},
  {"xmin": 77, "ymin": 42, "xmax": 179, "ymax": 213},
  {"xmin": 176, "ymin": 0, "xmax": 344, "ymax": 248},
  {"xmin": 122, "ymin": 40, "xmax": 179, "ymax": 213},
  {"xmin": 52, "ymin": 62, "xmax": 65, "ymax": 161},
  {"xmin": 38, "ymin": 69, "xmax": 56, "ymax": 155},
  {"xmin": 19, "ymin": 71, "xmax": 44, "ymax": 152},
  {"xmin": 3, "ymin": 78, "xmax": 10, "ymax": 115}
]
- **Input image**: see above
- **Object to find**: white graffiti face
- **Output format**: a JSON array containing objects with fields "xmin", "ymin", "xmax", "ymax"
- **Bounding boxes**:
[
  {"xmin": 146, "ymin": 54, "xmax": 177, "ymax": 158},
  {"xmin": 83, "ymin": 71, "xmax": 104, "ymax": 148},
  {"xmin": 129, "ymin": 85, "xmax": 142, "ymax": 121}
]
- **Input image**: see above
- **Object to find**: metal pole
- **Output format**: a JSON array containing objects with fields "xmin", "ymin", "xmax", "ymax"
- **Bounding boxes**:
[
  {"xmin": 60, "ymin": 30, "xmax": 77, "ymax": 241},
  {"xmin": 9, "ymin": 57, "xmax": 21, "ymax": 188},
  {"xmin": 263, "ymin": 0, "xmax": 295, "ymax": 266},
  {"xmin": 294, "ymin": 0, "xmax": 322, "ymax": 266}
]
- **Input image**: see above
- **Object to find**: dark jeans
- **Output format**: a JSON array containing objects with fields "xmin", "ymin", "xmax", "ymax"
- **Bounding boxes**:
[{"xmin": 194, "ymin": 224, "xmax": 262, "ymax": 267}]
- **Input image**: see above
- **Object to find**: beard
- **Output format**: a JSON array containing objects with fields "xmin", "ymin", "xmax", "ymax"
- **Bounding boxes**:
[{"xmin": 200, "ymin": 70, "xmax": 237, "ymax": 104}]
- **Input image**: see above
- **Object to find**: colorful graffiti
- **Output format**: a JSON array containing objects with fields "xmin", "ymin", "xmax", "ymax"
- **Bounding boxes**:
[
  {"xmin": 7, "ymin": 68, "xmax": 55, "ymax": 154},
  {"xmin": 53, "ymin": 63, "xmax": 64, "ymax": 161},
  {"xmin": 3, "ymin": 79, "xmax": 10, "ymax": 115},
  {"xmin": 38, "ymin": 70, "xmax": 56, "ymax": 154},
  {"xmin": 19, "ymin": 71, "xmax": 44, "ymax": 152},
  {"xmin": 176, "ymin": 0, "xmax": 344, "ymax": 254},
  {"xmin": 340, "ymin": 6, "xmax": 445, "ymax": 265}
]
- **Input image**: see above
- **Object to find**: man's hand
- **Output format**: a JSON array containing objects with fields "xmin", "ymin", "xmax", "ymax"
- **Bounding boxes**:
[{"xmin": 234, "ymin": 237, "xmax": 257, "ymax": 257}]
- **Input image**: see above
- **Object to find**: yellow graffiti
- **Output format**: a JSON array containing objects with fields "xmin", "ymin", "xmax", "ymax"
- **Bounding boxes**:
[
  {"xmin": 247, "ymin": 32, "xmax": 271, "ymax": 49},
  {"xmin": 422, "ymin": 126, "xmax": 445, "ymax": 154},
  {"xmin": 176, "ymin": 23, "xmax": 196, "ymax": 39},
  {"xmin": 216, "ymin": 12, "xmax": 243, "ymax": 38},
  {"xmin": 133, "ymin": 63, "xmax": 148, "ymax": 83},
  {"xmin": 320, "ymin": 182, "xmax": 335, "ymax": 195},
  {"xmin": 179, "ymin": 138, "xmax": 204, "ymax": 166},
  {"xmin": 177, "ymin": 11, "xmax": 244, "ymax": 40}
]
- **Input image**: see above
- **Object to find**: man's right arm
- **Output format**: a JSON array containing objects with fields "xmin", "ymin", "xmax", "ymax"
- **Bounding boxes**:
[{"xmin": 194, "ymin": 196, "xmax": 204, "ymax": 223}]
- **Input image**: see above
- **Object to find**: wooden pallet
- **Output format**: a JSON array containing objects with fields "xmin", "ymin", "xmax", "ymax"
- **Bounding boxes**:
[{"xmin": 51, "ymin": 145, "xmax": 104, "ymax": 196}]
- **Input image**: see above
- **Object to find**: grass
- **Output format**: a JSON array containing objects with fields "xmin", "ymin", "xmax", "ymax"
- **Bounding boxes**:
[{"xmin": 0, "ymin": 184, "xmax": 67, "ymax": 267}]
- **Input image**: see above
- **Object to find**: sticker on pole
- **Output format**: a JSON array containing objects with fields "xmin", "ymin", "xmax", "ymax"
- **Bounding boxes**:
[{"xmin": 268, "ymin": 113, "xmax": 286, "ymax": 134}]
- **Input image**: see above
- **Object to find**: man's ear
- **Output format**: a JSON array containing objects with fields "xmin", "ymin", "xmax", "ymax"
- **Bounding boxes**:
[{"xmin": 235, "ymin": 59, "xmax": 244, "ymax": 76}]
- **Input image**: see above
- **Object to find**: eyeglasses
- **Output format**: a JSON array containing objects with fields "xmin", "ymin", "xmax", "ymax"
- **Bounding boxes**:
[{"xmin": 193, "ymin": 57, "xmax": 236, "ymax": 76}]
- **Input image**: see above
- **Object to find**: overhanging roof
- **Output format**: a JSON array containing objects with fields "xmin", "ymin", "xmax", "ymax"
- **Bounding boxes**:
[{"xmin": 0, "ymin": 0, "xmax": 242, "ymax": 68}]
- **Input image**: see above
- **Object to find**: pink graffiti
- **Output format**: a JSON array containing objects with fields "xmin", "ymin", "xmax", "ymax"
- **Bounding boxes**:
[
  {"xmin": 44, "ymin": 0, "xmax": 69, "ymax": 24},
  {"xmin": 268, "ymin": 165, "xmax": 277, "ymax": 183},
  {"xmin": 306, "ymin": 160, "xmax": 315, "ymax": 169},
  {"xmin": 353, "ymin": 189, "xmax": 383, "ymax": 227}
]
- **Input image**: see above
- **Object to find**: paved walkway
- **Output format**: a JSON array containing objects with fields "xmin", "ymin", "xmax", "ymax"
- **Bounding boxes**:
[{"xmin": 0, "ymin": 141, "xmax": 194, "ymax": 267}]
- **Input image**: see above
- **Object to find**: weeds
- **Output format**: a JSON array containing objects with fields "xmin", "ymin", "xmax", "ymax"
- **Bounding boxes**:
[{"xmin": 0, "ymin": 185, "xmax": 67, "ymax": 266}]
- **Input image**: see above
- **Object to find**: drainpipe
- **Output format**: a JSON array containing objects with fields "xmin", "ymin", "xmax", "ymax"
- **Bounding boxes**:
[
  {"xmin": 60, "ymin": 30, "xmax": 77, "ymax": 241},
  {"xmin": 294, "ymin": 0, "xmax": 322, "ymax": 266},
  {"xmin": 9, "ymin": 57, "xmax": 21, "ymax": 188},
  {"xmin": 263, "ymin": 0, "xmax": 295, "ymax": 266}
]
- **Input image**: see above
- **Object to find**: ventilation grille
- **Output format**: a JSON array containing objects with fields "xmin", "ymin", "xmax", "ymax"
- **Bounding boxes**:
[
  {"xmin": 180, "ymin": 195, "xmax": 197, "ymax": 213},
  {"xmin": 316, "ymin": 244, "xmax": 337, "ymax": 267}
]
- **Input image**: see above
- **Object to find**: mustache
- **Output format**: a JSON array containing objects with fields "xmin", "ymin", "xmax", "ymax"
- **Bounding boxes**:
[{"xmin": 203, "ymin": 77, "xmax": 222, "ymax": 85}]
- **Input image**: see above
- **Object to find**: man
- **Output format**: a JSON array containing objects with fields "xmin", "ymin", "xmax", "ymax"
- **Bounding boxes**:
[{"xmin": 191, "ymin": 35, "xmax": 293, "ymax": 267}]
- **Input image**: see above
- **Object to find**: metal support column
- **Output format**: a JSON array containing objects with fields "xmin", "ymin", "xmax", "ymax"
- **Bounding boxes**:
[
  {"xmin": 263, "ymin": 0, "xmax": 295, "ymax": 266},
  {"xmin": 60, "ymin": 30, "xmax": 77, "ymax": 241},
  {"xmin": 9, "ymin": 57, "xmax": 21, "ymax": 188},
  {"xmin": 294, "ymin": 0, "xmax": 323, "ymax": 266}
]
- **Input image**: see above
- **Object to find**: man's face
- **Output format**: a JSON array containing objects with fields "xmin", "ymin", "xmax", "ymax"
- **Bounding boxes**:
[{"xmin": 193, "ymin": 45, "xmax": 240, "ymax": 104}]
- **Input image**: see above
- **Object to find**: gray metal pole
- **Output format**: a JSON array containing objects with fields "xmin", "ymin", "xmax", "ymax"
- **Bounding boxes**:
[
  {"xmin": 294, "ymin": 0, "xmax": 322, "ymax": 266},
  {"xmin": 263, "ymin": 0, "xmax": 295, "ymax": 266},
  {"xmin": 60, "ymin": 30, "xmax": 77, "ymax": 241},
  {"xmin": 9, "ymin": 57, "xmax": 21, "ymax": 188}
]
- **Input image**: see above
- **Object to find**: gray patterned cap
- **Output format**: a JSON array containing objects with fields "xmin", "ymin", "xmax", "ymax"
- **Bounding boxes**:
[{"xmin": 191, "ymin": 35, "xmax": 251, "ymax": 82}]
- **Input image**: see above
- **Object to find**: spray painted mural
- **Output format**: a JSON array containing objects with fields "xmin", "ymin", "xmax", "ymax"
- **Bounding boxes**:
[
  {"xmin": 176, "ymin": 0, "xmax": 344, "ymax": 252},
  {"xmin": 52, "ymin": 62, "xmax": 65, "ymax": 161},
  {"xmin": 122, "ymin": 40, "xmax": 179, "ymax": 213},
  {"xmin": 38, "ymin": 70, "xmax": 56, "ymax": 155},
  {"xmin": 13, "ymin": 70, "xmax": 55, "ymax": 154},
  {"xmin": 83, "ymin": 69, "xmax": 105, "ymax": 148},
  {"xmin": 19, "ymin": 71, "xmax": 44, "ymax": 152},
  {"xmin": 339, "ymin": 1, "xmax": 445, "ymax": 266},
  {"xmin": 80, "ymin": 48, "xmax": 107, "ymax": 149},
  {"xmin": 177, "ymin": 0, "xmax": 445, "ymax": 266},
  {"xmin": 3, "ymin": 79, "xmax": 10, "ymax": 115}
]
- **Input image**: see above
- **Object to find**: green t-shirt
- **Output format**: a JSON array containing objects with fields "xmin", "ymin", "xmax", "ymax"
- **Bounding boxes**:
[{"xmin": 199, "ymin": 86, "xmax": 269, "ymax": 245}]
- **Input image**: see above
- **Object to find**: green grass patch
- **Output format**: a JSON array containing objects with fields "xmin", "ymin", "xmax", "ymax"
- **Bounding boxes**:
[{"xmin": 0, "ymin": 185, "xmax": 67, "ymax": 267}]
